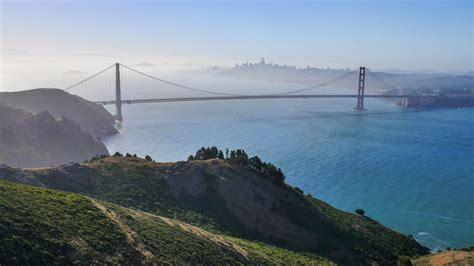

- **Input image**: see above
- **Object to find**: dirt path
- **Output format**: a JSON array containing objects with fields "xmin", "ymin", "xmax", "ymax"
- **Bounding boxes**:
[
  {"xmin": 131, "ymin": 209, "xmax": 249, "ymax": 260},
  {"xmin": 91, "ymin": 199, "xmax": 156, "ymax": 263}
]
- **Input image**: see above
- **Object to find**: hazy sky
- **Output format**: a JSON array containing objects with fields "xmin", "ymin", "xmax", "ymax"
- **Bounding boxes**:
[{"xmin": 1, "ymin": 0, "xmax": 473, "ymax": 90}]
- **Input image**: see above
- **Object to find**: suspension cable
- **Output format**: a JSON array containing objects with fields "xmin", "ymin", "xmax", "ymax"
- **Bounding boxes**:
[
  {"xmin": 119, "ymin": 64, "xmax": 241, "ymax": 96},
  {"xmin": 366, "ymin": 68, "xmax": 398, "ymax": 91},
  {"xmin": 275, "ymin": 70, "xmax": 357, "ymax": 95},
  {"xmin": 64, "ymin": 64, "xmax": 116, "ymax": 91}
]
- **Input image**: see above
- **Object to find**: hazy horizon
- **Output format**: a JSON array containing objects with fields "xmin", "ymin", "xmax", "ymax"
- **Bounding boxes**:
[{"xmin": 1, "ymin": 0, "xmax": 473, "ymax": 91}]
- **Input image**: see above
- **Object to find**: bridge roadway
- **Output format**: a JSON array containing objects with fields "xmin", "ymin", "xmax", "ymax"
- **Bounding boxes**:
[{"xmin": 95, "ymin": 94, "xmax": 421, "ymax": 105}]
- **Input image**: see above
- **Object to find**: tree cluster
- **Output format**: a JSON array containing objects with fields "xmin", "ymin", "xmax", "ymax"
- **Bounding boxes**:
[
  {"xmin": 188, "ymin": 146, "xmax": 285, "ymax": 185},
  {"xmin": 188, "ymin": 147, "xmax": 224, "ymax": 161}
]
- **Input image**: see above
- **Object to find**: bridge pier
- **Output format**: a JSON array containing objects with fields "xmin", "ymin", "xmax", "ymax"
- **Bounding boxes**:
[
  {"xmin": 115, "ymin": 63, "xmax": 123, "ymax": 121},
  {"xmin": 354, "ymin": 66, "xmax": 366, "ymax": 111}
]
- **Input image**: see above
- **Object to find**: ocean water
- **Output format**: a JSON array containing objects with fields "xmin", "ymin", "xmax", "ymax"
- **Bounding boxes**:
[{"xmin": 102, "ymin": 77, "xmax": 474, "ymax": 251}]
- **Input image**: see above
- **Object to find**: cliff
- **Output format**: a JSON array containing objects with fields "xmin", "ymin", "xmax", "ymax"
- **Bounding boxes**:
[
  {"xmin": 0, "ymin": 88, "xmax": 117, "ymax": 137},
  {"xmin": 0, "ymin": 155, "xmax": 429, "ymax": 265},
  {"xmin": 0, "ymin": 104, "xmax": 109, "ymax": 168}
]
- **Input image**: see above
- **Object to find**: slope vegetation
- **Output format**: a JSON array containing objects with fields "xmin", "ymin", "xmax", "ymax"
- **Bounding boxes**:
[
  {"xmin": 0, "ymin": 181, "xmax": 332, "ymax": 265},
  {"xmin": 0, "ymin": 155, "xmax": 428, "ymax": 265}
]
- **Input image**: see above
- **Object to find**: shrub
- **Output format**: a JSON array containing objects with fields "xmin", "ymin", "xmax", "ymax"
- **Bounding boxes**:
[
  {"xmin": 294, "ymin": 187, "xmax": 304, "ymax": 194},
  {"xmin": 355, "ymin": 208, "xmax": 365, "ymax": 216},
  {"xmin": 397, "ymin": 255, "xmax": 413, "ymax": 266}
]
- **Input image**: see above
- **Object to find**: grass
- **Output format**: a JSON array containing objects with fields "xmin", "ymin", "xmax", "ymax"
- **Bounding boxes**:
[
  {"xmin": 0, "ymin": 180, "xmax": 332, "ymax": 265},
  {"xmin": 0, "ymin": 156, "xmax": 429, "ymax": 265}
]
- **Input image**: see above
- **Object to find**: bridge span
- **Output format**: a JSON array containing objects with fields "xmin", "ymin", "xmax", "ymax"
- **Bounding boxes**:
[
  {"xmin": 96, "ymin": 94, "xmax": 420, "ymax": 105},
  {"xmin": 65, "ymin": 63, "xmax": 427, "ymax": 121}
]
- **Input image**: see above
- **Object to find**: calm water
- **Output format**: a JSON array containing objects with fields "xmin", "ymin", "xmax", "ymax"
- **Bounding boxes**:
[{"xmin": 102, "ymin": 78, "xmax": 474, "ymax": 251}]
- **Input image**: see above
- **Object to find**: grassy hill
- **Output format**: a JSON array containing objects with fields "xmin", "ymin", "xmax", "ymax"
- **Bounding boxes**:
[
  {"xmin": 0, "ymin": 155, "xmax": 429, "ymax": 265},
  {"xmin": 0, "ymin": 181, "xmax": 333, "ymax": 265}
]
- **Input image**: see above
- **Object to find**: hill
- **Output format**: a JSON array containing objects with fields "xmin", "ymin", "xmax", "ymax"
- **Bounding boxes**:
[
  {"xmin": 0, "ymin": 88, "xmax": 117, "ymax": 137},
  {"xmin": 0, "ymin": 153, "xmax": 429, "ymax": 265},
  {"xmin": 0, "ymin": 181, "xmax": 332, "ymax": 265},
  {"xmin": 412, "ymin": 249, "xmax": 474, "ymax": 266},
  {"xmin": 0, "ymin": 104, "xmax": 108, "ymax": 168}
]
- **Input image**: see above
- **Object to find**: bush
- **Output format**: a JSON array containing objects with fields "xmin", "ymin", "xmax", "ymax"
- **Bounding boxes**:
[
  {"xmin": 145, "ymin": 155, "xmax": 152, "ymax": 161},
  {"xmin": 189, "ymin": 147, "xmax": 224, "ymax": 160},
  {"xmin": 294, "ymin": 187, "xmax": 304, "ymax": 194},
  {"xmin": 397, "ymin": 255, "xmax": 413, "ymax": 266},
  {"xmin": 114, "ymin": 152, "xmax": 123, "ymax": 157},
  {"xmin": 355, "ymin": 208, "xmax": 365, "ymax": 216}
]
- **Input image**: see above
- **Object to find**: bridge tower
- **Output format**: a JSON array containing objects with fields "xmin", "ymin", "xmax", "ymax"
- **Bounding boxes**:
[
  {"xmin": 115, "ymin": 63, "xmax": 123, "ymax": 121},
  {"xmin": 355, "ymin": 66, "xmax": 366, "ymax": 111}
]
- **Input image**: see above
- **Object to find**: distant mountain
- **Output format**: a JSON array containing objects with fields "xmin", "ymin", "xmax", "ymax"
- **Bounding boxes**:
[
  {"xmin": 0, "ymin": 88, "xmax": 117, "ymax": 137},
  {"xmin": 0, "ymin": 104, "xmax": 108, "ymax": 168},
  {"xmin": 0, "ymin": 154, "xmax": 429, "ymax": 265},
  {"xmin": 0, "ymin": 181, "xmax": 332, "ymax": 265}
]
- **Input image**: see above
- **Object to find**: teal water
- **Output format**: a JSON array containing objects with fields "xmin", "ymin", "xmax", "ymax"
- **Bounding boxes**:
[{"xmin": 103, "ymin": 83, "xmax": 473, "ymax": 251}]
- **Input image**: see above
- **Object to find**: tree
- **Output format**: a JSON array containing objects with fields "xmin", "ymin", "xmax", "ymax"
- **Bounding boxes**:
[
  {"xmin": 355, "ymin": 208, "xmax": 365, "ymax": 216},
  {"xmin": 113, "ymin": 152, "xmax": 123, "ymax": 157},
  {"xmin": 189, "ymin": 146, "xmax": 224, "ymax": 160},
  {"xmin": 248, "ymin": 156, "xmax": 263, "ymax": 172},
  {"xmin": 145, "ymin": 155, "xmax": 152, "ymax": 161}
]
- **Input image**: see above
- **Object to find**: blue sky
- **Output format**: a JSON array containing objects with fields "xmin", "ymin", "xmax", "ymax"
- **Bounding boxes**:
[{"xmin": 1, "ymin": 0, "xmax": 473, "ymax": 78}]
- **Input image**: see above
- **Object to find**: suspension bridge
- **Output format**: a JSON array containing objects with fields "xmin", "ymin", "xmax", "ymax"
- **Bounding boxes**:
[{"xmin": 64, "ymin": 63, "xmax": 424, "ymax": 121}]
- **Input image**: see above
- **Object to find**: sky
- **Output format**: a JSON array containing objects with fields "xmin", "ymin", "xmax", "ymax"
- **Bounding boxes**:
[{"xmin": 0, "ymin": 0, "xmax": 473, "ymax": 90}]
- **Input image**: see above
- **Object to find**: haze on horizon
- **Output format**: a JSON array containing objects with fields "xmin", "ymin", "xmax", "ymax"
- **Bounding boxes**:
[{"xmin": 0, "ymin": 0, "xmax": 473, "ymax": 91}]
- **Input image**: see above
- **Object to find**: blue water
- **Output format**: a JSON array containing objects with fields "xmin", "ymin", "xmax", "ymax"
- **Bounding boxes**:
[{"xmin": 102, "ymin": 79, "xmax": 474, "ymax": 251}]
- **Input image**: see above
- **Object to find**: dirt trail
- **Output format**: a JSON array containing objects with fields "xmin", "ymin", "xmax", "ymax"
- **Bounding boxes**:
[
  {"xmin": 91, "ymin": 199, "xmax": 156, "ymax": 263},
  {"xmin": 131, "ymin": 209, "xmax": 249, "ymax": 260}
]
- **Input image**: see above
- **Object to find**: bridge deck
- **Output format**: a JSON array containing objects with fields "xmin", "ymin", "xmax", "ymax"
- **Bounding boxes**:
[{"xmin": 96, "ymin": 94, "xmax": 421, "ymax": 105}]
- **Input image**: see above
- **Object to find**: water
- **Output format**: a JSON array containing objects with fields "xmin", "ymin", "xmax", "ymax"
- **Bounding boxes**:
[{"xmin": 102, "ymin": 77, "xmax": 474, "ymax": 251}]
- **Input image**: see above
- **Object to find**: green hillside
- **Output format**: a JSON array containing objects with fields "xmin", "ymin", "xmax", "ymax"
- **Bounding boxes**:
[
  {"xmin": 0, "ymin": 153, "xmax": 429, "ymax": 265},
  {"xmin": 0, "ymin": 181, "xmax": 332, "ymax": 265}
]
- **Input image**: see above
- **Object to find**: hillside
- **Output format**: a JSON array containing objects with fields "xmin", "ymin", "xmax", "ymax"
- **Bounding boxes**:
[
  {"xmin": 412, "ymin": 249, "xmax": 474, "ymax": 266},
  {"xmin": 0, "ymin": 88, "xmax": 117, "ymax": 137},
  {"xmin": 0, "ymin": 154, "xmax": 429, "ymax": 265},
  {"xmin": 0, "ymin": 181, "xmax": 332, "ymax": 265},
  {"xmin": 0, "ymin": 104, "xmax": 108, "ymax": 168}
]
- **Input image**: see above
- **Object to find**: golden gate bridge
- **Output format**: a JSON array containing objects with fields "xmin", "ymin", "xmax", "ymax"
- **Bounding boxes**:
[{"xmin": 64, "ymin": 63, "xmax": 422, "ymax": 121}]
